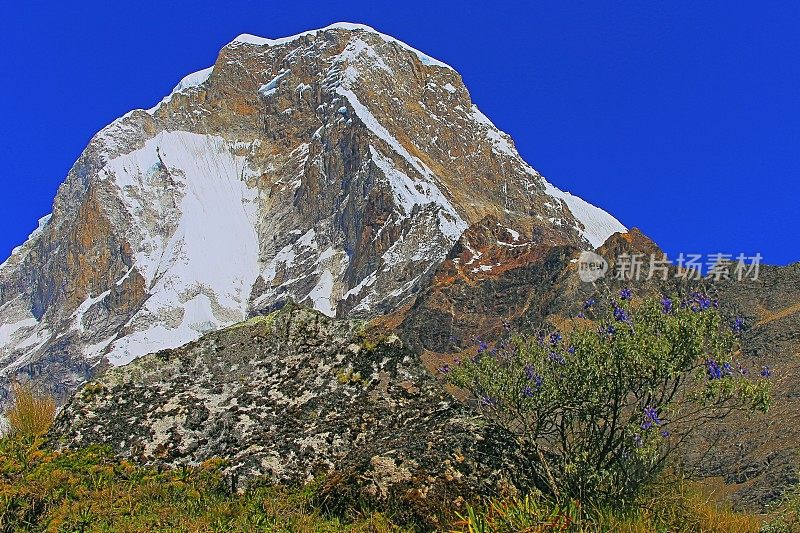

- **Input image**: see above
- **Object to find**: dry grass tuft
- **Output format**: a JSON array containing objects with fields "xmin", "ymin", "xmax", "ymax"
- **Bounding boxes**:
[{"xmin": 4, "ymin": 382, "xmax": 56, "ymax": 438}]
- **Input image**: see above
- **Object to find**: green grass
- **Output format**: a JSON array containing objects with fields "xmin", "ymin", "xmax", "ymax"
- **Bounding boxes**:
[
  {"xmin": 0, "ymin": 434, "xmax": 776, "ymax": 533},
  {"xmin": 0, "ymin": 436, "xmax": 404, "ymax": 532},
  {"xmin": 453, "ymin": 482, "xmax": 767, "ymax": 532}
]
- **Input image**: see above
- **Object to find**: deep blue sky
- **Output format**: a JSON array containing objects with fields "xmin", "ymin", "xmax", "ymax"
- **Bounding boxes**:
[{"xmin": 1, "ymin": 1, "xmax": 798, "ymax": 265}]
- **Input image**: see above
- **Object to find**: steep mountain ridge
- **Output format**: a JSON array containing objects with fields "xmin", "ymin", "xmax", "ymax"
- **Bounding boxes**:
[{"xmin": 0, "ymin": 22, "xmax": 624, "ymax": 399}]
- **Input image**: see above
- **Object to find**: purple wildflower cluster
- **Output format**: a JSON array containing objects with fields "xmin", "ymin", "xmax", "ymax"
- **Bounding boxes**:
[
  {"xmin": 732, "ymin": 317, "xmax": 745, "ymax": 333},
  {"xmin": 706, "ymin": 359, "xmax": 733, "ymax": 380},
  {"xmin": 641, "ymin": 406, "xmax": 662, "ymax": 430},
  {"xmin": 632, "ymin": 406, "xmax": 669, "ymax": 447},
  {"xmin": 620, "ymin": 288, "xmax": 633, "ymax": 301},
  {"xmin": 661, "ymin": 297, "xmax": 673, "ymax": 314},
  {"xmin": 536, "ymin": 331, "xmax": 546, "ymax": 346},
  {"xmin": 613, "ymin": 304, "xmax": 631, "ymax": 323},
  {"xmin": 578, "ymin": 297, "xmax": 596, "ymax": 318},
  {"xmin": 550, "ymin": 331, "xmax": 563, "ymax": 345},
  {"xmin": 682, "ymin": 292, "xmax": 718, "ymax": 312},
  {"xmin": 521, "ymin": 364, "xmax": 543, "ymax": 397},
  {"xmin": 548, "ymin": 351, "xmax": 566, "ymax": 365},
  {"xmin": 480, "ymin": 395, "xmax": 497, "ymax": 406}
]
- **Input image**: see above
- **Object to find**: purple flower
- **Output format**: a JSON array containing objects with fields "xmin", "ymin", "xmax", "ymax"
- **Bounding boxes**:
[
  {"xmin": 437, "ymin": 364, "xmax": 450, "ymax": 374},
  {"xmin": 706, "ymin": 359, "xmax": 723, "ymax": 380},
  {"xmin": 477, "ymin": 340, "xmax": 489, "ymax": 353},
  {"xmin": 550, "ymin": 331, "xmax": 562, "ymax": 345},
  {"xmin": 620, "ymin": 288, "xmax": 632, "ymax": 300},
  {"xmin": 583, "ymin": 297, "xmax": 596, "ymax": 310},
  {"xmin": 606, "ymin": 324, "xmax": 616, "ymax": 335},
  {"xmin": 732, "ymin": 318, "xmax": 745, "ymax": 333},
  {"xmin": 661, "ymin": 430, "xmax": 670, "ymax": 438},
  {"xmin": 536, "ymin": 331, "xmax": 546, "ymax": 346},
  {"xmin": 522, "ymin": 385, "xmax": 535, "ymax": 398},
  {"xmin": 722, "ymin": 362, "xmax": 733, "ymax": 376},
  {"xmin": 577, "ymin": 312, "xmax": 586, "ymax": 319},
  {"xmin": 548, "ymin": 351, "xmax": 566, "ymax": 365},
  {"xmin": 661, "ymin": 297, "xmax": 673, "ymax": 314},
  {"xmin": 632, "ymin": 434, "xmax": 643, "ymax": 448},
  {"xmin": 614, "ymin": 305, "xmax": 631, "ymax": 323},
  {"xmin": 644, "ymin": 406, "xmax": 662, "ymax": 426},
  {"xmin": 689, "ymin": 292, "xmax": 712, "ymax": 312},
  {"xmin": 761, "ymin": 366, "xmax": 772, "ymax": 378},
  {"xmin": 480, "ymin": 395, "xmax": 497, "ymax": 406},
  {"xmin": 525, "ymin": 365, "xmax": 544, "ymax": 387},
  {"xmin": 524, "ymin": 364, "xmax": 536, "ymax": 380},
  {"xmin": 567, "ymin": 345, "xmax": 576, "ymax": 355}
]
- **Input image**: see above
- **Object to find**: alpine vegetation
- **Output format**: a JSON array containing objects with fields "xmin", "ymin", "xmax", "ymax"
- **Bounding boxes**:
[{"xmin": 448, "ymin": 290, "xmax": 772, "ymax": 504}]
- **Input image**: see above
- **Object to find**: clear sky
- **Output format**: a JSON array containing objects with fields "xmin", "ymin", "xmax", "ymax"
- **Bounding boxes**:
[{"xmin": 1, "ymin": 1, "xmax": 798, "ymax": 265}]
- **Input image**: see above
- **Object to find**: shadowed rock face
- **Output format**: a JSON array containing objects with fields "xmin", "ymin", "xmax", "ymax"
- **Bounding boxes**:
[
  {"xmin": 0, "ymin": 23, "xmax": 623, "ymax": 402},
  {"xmin": 49, "ymin": 304, "xmax": 534, "ymax": 525}
]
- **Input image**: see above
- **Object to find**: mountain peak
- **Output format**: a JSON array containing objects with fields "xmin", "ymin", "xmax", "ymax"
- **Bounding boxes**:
[
  {"xmin": 231, "ymin": 22, "xmax": 453, "ymax": 69},
  {"xmin": 1, "ymin": 24, "xmax": 624, "ymax": 400}
]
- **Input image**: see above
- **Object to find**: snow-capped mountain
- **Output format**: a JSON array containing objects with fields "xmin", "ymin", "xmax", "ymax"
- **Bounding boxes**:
[{"xmin": 0, "ymin": 22, "xmax": 624, "ymax": 399}]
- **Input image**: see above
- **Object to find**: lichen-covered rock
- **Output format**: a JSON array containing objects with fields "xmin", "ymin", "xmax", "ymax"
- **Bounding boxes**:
[{"xmin": 48, "ymin": 304, "xmax": 532, "ymax": 523}]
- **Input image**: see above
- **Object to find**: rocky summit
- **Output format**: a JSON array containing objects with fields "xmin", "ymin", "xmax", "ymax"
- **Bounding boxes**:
[{"xmin": 0, "ymin": 23, "xmax": 624, "ymax": 401}]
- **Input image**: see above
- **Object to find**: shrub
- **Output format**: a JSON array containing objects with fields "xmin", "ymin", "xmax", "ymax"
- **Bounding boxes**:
[
  {"xmin": 3, "ymin": 382, "xmax": 56, "ymax": 438},
  {"xmin": 447, "ymin": 290, "xmax": 771, "ymax": 504}
]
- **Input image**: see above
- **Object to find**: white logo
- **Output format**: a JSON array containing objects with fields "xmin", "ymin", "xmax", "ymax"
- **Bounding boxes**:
[{"xmin": 577, "ymin": 251, "xmax": 608, "ymax": 282}]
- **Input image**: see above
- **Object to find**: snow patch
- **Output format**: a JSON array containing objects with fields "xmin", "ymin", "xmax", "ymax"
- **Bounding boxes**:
[
  {"xmin": 0, "ymin": 318, "xmax": 38, "ymax": 349},
  {"xmin": 259, "ymin": 70, "xmax": 290, "ymax": 97},
  {"xmin": 543, "ymin": 179, "xmax": 626, "ymax": 248},
  {"xmin": 307, "ymin": 269, "xmax": 336, "ymax": 317},
  {"xmin": 147, "ymin": 66, "xmax": 213, "ymax": 114},
  {"xmin": 369, "ymin": 147, "xmax": 466, "ymax": 241},
  {"xmin": 102, "ymin": 131, "xmax": 261, "ymax": 365}
]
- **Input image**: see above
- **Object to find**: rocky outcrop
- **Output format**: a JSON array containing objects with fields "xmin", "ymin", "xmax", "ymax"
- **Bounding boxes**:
[
  {"xmin": 0, "ymin": 23, "xmax": 624, "ymax": 402},
  {"xmin": 49, "ymin": 304, "xmax": 533, "ymax": 525}
]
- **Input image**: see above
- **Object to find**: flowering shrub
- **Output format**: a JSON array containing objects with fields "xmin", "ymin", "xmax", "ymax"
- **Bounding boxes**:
[{"xmin": 447, "ymin": 290, "xmax": 771, "ymax": 504}]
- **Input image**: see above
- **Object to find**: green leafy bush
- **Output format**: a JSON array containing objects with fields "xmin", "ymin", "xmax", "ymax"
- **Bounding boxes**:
[{"xmin": 448, "ymin": 290, "xmax": 771, "ymax": 504}]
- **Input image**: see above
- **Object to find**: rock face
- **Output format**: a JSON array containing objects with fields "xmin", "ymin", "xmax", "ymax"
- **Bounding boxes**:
[
  {"xmin": 0, "ymin": 23, "xmax": 624, "ymax": 401},
  {"xmin": 49, "ymin": 304, "xmax": 532, "ymax": 524}
]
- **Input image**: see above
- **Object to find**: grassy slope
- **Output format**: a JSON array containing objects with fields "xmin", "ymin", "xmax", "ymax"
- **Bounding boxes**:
[{"xmin": 1, "ymin": 435, "xmax": 786, "ymax": 532}]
